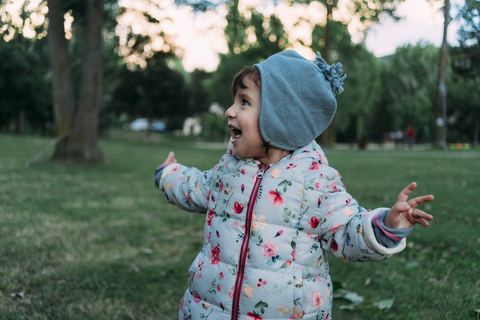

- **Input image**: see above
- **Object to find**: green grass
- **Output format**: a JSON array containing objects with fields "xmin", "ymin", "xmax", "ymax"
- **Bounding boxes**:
[{"xmin": 1, "ymin": 133, "xmax": 479, "ymax": 320}]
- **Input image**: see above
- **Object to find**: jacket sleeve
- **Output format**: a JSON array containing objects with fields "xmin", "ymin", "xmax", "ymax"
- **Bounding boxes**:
[
  {"xmin": 313, "ymin": 166, "xmax": 406, "ymax": 262},
  {"xmin": 157, "ymin": 163, "xmax": 214, "ymax": 214}
]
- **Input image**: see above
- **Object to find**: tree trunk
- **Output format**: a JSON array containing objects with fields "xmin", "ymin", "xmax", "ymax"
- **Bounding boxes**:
[
  {"xmin": 434, "ymin": 0, "xmax": 449, "ymax": 148},
  {"xmin": 47, "ymin": 0, "xmax": 105, "ymax": 161},
  {"xmin": 68, "ymin": 0, "xmax": 105, "ymax": 161},
  {"xmin": 321, "ymin": 1, "xmax": 334, "ymax": 64},
  {"xmin": 47, "ymin": 0, "xmax": 75, "ymax": 159},
  {"xmin": 319, "ymin": 0, "xmax": 336, "ymax": 146}
]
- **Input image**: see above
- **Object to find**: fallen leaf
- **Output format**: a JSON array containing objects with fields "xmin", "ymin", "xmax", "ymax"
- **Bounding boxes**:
[
  {"xmin": 406, "ymin": 260, "xmax": 419, "ymax": 268},
  {"xmin": 141, "ymin": 248, "xmax": 153, "ymax": 255},
  {"xmin": 10, "ymin": 289, "xmax": 31, "ymax": 299},
  {"xmin": 334, "ymin": 289, "xmax": 364, "ymax": 304},
  {"xmin": 374, "ymin": 298, "xmax": 394, "ymax": 310},
  {"xmin": 339, "ymin": 304, "xmax": 356, "ymax": 310}
]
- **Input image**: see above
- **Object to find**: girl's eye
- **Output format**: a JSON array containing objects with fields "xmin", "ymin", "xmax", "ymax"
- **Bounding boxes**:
[{"xmin": 242, "ymin": 99, "xmax": 249, "ymax": 106}]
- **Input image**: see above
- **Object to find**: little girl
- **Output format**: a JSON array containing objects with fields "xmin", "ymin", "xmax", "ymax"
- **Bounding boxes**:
[{"xmin": 154, "ymin": 50, "xmax": 434, "ymax": 320}]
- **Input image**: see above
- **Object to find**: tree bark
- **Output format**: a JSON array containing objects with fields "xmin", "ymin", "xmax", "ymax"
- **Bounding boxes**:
[
  {"xmin": 68, "ymin": 0, "xmax": 105, "ymax": 161},
  {"xmin": 434, "ymin": 0, "xmax": 449, "ymax": 148},
  {"xmin": 47, "ymin": 0, "xmax": 105, "ymax": 161},
  {"xmin": 47, "ymin": 0, "xmax": 76, "ymax": 158},
  {"xmin": 321, "ymin": 0, "xmax": 334, "ymax": 64},
  {"xmin": 319, "ymin": 0, "xmax": 337, "ymax": 146}
]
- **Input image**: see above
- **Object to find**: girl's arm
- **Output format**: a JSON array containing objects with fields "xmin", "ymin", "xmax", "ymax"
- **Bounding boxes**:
[
  {"xmin": 312, "ymin": 166, "xmax": 408, "ymax": 261},
  {"xmin": 155, "ymin": 151, "xmax": 214, "ymax": 214}
]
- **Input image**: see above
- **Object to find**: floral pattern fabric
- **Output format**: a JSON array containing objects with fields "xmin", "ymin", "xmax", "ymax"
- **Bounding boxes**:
[{"xmin": 159, "ymin": 141, "xmax": 405, "ymax": 320}]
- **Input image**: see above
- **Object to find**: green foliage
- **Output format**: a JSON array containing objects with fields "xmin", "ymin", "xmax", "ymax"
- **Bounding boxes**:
[
  {"xmin": 1, "ymin": 134, "xmax": 479, "ymax": 319},
  {"xmin": 0, "ymin": 37, "xmax": 52, "ymax": 134},
  {"xmin": 446, "ymin": 0, "xmax": 480, "ymax": 144},
  {"xmin": 379, "ymin": 43, "xmax": 439, "ymax": 142},
  {"xmin": 200, "ymin": 112, "xmax": 227, "ymax": 141},
  {"xmin": 187, "ymin": 69, "xmax": 212, "ymax": 116},
  {"xmin": 208, "ymin": 0, "xmax": 289, "ymax": 109},
  {"xmin": 334, "ymin": 44, "xmax": 382, "ymax": 142},
  {"xmin": 109, "ymin": 52, "xmax": 188, "ymax": 130}
]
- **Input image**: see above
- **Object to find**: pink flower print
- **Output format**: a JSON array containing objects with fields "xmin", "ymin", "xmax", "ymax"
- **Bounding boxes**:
[
  {"xmin": 233, "ymin": 202, "xmax": 244, "ymax": 214},
  {"xmin": 219, "ymin": 180, "xmax": 224, "ymax": 193},
  {"xmin": 217, "ymin": 285, "xmax": 222, "ymax": 292},
  {"xmin": 193, "ymin": 291, "xmax": 201, "ymax": 304},
  {"xmin": 180, "ymin": 296, "xmax": 184, "ymax": 310},
  {"xmin": 246, "ymin": 313, "xmax": 263, "ymax": 320},
  {"xmin": 233, "ymin": 221, "xmax": 239, "ymax": 228},
  {"xmin": 329, "ymin": 182, "xmax": 340, "ymax": 192},
  {"xmin": 228, "ymin": 146, "xmax": 233, "ymax": 154},
  {"xmin": 241, "ymin": 169, "xmax": 246, "ymax": 175},
  {"xmin": 285, "ymin": 261, "xmax": 292, "ymax": 267},
  {"xmin": 206, "ymin": 210, "xmax": 214, "ymax": 226},
  {"xmin": 329, "ymin": 224, "xmax": 344, "ymax": 233},
  {"xmin": 333, "ymin": 169, "xmax": 341, "ymax": 177},
  {"xmin": 267, "ymin": 190, "xmax": 284, "ymax": 206},
  {"xmin": 197, "ymin": 272, "xmax": 202, "ymax": 279},
  {"xmin": 261, "ymin": 242, "xmax": 278, "ymax": 258},
  {"xmin": 330, "ymin": 239, "xmax": 338, "ymax": 252},
  {"xmin": 291, "ymin": 249, "xmax": 296, "ymax": 261},
  {"xmin": 229, "ymin": 286, "xmax": 235, "ymax": 299},
  {"xmin": 185, "ymin": 193, "xmax": 193, "ymax": 204},
  {"xmin": 311, "ymin": 291, "xmax": 323, "ymax": 309},
  {"xmin": 241, "ymin": 184, "xmax": 245, "ymax": 193},
  {"xmin": 309, "ymin": 216, "xmax": 320, "ymax": 228},
  {"xmin": 211, "ymin": 245, "xmax": 221, "ymax": 265},
  {"xmin": 169, "ymin": 166, "xmax": 180, "ymax": 174},
  {"xmin": 315, "ymin": 182, "xmax": 321, "ymax": 189},
  {"xmin": 286, "ymin": 163, "xmax": 297, "ymax": 174},
  {"xmin": 219, "ymin": 272, "xmax": 224, "ymax": 279},
  {"xmin": 310, "ymin": 161, "xmax": 320, "ymax": 170}
]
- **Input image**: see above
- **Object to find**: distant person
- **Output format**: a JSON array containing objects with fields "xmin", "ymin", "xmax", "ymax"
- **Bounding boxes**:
[
  {"xmin": 154, "ymin": 51, "xmax": 434, "ymax": 320},
  {"xmin": 406, "ymin": 125, "xmax": 415, "ymax": 149},
  {"xmin": 395, "ymin": 130, "xmax": 404, "ymax": 149}
]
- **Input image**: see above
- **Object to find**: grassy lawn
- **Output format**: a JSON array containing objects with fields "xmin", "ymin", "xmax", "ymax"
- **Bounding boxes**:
[{"xmin": 1, "ymin": 133, "xmax": 479, "ymax": 320}]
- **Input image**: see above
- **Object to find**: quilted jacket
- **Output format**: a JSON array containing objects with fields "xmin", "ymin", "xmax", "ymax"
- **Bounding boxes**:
[{"xmin": 158, "ymin": 141, "xmax": 406, "ymax": 320}]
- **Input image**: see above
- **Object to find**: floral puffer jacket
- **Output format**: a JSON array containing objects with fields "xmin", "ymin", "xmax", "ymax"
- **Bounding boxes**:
[{"xmin": 158, "ymin": 141, "xmax": 405, "ymax": 320}]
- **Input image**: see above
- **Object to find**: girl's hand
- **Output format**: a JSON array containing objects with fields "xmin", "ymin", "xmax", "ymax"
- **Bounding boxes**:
[
  {"xmin": 384, "ymin": 182, "xmax": 434, "ymax": 229},
  {"xmin": 162, "ymin": 151, "xmax": 177, "ymax": 166}
]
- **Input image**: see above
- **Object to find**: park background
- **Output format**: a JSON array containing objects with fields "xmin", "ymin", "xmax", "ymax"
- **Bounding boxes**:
[{"xmin": 1, "ymin": 0, "xmax": 479, "ymax": 319}]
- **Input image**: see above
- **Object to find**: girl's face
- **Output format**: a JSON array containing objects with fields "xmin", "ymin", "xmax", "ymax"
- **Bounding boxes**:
[{"xmin": 225, "ymin": 76, "xmax": 288, "ymax": 165}]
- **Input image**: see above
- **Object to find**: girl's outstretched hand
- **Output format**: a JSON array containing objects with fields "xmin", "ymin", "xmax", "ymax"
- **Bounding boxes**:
[
  {"xmin": 162, "ymin": 151, "xmax": 177, "ymax": 166},
  {"xmin": 384, "ymin": 182, "xmax": 434, "ymax": 229}
]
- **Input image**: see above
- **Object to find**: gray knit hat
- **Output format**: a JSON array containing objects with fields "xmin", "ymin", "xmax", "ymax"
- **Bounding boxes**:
[{"xmin": 254, "ymin": 50, "xmax": 346, "ymax": 151}]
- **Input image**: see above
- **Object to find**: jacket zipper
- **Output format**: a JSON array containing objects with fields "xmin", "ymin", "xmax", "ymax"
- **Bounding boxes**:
[{"xmin": 231, "ymin": 165, "xmax": 270, "ymax": 320}]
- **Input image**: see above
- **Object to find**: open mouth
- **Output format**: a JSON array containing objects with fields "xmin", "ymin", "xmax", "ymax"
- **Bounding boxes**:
[{"xmin": 229, "ymin": 126, "xmax": 242, "ymax": 141}]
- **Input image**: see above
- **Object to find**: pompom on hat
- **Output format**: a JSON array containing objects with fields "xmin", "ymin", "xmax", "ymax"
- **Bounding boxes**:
[{"xmin": 254, "ymin": 50, "xmax": 346, "ymax": 151}]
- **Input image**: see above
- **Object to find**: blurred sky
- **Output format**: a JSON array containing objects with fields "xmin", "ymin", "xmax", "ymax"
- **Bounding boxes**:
[
  {"xmin": 2, "ymin": 0, "xmax": 466, "ymax": 72},
  {"xmin": 156, "ymin": 0, "xmax": 465, "ymax": 72},
  {"xmin": 365, "ymin": 0, "xmax": 464, "ymax": 57}
]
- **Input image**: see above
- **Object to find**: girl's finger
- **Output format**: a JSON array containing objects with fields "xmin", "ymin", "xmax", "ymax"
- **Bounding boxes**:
[
  {"xmin": 397, "ymin": 182, "xmax": 417, "ymax": 203},
  {"xmin": 407, "ymin": 195, "xmax": 434, "ymax": 208},
  {"xmin": 409, "ymin": 209, "xmax": 433, "ymax": 226}
]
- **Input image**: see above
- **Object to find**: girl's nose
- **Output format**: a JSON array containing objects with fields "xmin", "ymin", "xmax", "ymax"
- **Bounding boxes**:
[{"xmin": 225, "ymin": 105, "xmax": 235, "ymax": 119}]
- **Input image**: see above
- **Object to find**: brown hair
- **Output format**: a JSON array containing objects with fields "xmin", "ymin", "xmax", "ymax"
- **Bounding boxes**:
[{"xmin": 231, "ymin": 66, "xmax": 261, "ymax": 98}]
